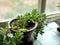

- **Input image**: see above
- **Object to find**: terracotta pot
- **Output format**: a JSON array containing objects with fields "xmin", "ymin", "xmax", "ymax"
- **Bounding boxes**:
[{"xmin": 8, "ymin": 19, "xmax": 38, "ymax": 45}]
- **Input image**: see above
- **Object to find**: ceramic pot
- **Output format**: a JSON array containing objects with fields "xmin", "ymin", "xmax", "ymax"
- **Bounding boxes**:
[{"xmin": 9, "ymin": 19, "xmax": 38, "ymax": 45}]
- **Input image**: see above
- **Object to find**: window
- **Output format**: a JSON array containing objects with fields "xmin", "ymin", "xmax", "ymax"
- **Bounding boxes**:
[
  {"xmin": 0, "ymin": 0, "xmax": 38, "ymax": 21},
  {"xmin": 45, "ymin": 0, "xmax": 60, "ymax": 13},
  {"xmin": 38, "ymin": 0, "xmax": 60, "ymax": 22},
  {"xmin": 0, "ymin": 0, "xmax": 60, "ymax": 23}
]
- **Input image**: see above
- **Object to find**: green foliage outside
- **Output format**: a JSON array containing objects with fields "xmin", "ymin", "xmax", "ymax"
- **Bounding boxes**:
[{"xmin": 4, "ymin": 0, "xmax": 38, "ymax": 19}]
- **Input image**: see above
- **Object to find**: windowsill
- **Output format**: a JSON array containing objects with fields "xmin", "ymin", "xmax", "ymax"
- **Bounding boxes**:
[
  {"xmin": 46, "ymin": 11, "xmax": 60, "ymax": 16},
  {"xmin": 0, "ymin": 18, "xmax": 16, "ymax": 23},
  {"xmin": 46, "ymin": 11, "xmax": 60, "ymax": 23}
]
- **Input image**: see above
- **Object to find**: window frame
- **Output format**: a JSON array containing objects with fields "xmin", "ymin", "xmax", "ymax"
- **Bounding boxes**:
[{"xmin": 39, "ymin": 0, "xmax": 60, "ymax": 23}]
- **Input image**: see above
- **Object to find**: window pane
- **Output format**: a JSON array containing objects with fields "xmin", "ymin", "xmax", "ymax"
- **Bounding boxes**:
[
  {"xmin": 0, "ymin": 0, "xmax": 38, "ymax": 20},
  {"xmin": 45, "ymin": 0, "xmax": 60, "ymax": 13}
]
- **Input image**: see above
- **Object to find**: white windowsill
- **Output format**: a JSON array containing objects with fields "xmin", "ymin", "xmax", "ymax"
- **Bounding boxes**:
[{"xmin": 46, "ymin": 11, "xmax": 60, "ymax": 23}]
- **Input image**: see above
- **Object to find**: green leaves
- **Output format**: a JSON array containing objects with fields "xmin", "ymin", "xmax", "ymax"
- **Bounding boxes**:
[
  {"xmin": 16, "ymin": 9, "xmax": 46, "ymax": 40},
  {"xmin": 0, "ymin": 9, "xmax": 46, "ymax": 45},
  {"xmin": 13, "ymin": 32, "xmax": 24, "ymax": 45},
  {"xmin": 0, "ymin": 28, "xmax": 24, "ymax": 45},
  {"xmin": 14, "ymin": 9, "xmax": 46, "ymax": 40},
  {"xmin": 0, "ymin": 34, "xmax": 3, "ymax": 45},
  {"xmin": 0, "ymin": 27, "xmax": 9, "ymax": 35}
]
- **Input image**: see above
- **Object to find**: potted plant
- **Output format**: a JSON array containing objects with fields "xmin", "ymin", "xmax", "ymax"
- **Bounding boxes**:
[
  {"xmin": 0, "ymin": 27, "xmax": 25, "ymax": 45},
  {"xmin": 8, "ymin": 9, "xmax": 46, "ymax": 45},
  {"xmin": 0, "ymin": 9, "xmax": 46, "ymax": 45}
]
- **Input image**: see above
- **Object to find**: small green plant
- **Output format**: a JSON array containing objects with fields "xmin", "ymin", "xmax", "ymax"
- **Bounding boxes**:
[
  {"xmin": 11, "ymin": 9, "xmax": 46, "ymax": 40},
  {"xmin": 0, "ymin": 27, "xmax": 25, "ymax": 45},
  {"xmin": 0, "ymin": 9, "xmax": 46, "ymax": 45}
]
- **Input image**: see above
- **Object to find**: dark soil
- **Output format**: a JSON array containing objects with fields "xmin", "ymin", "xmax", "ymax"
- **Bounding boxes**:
[{"xmin": 26, "ymin": 21, "xmax": 35, "ymax": 30}]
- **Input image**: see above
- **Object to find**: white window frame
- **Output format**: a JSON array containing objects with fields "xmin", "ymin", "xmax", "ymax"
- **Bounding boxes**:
[{"xmin": 0, "ymin": 0, "xmax": 60, "ymax": 23}]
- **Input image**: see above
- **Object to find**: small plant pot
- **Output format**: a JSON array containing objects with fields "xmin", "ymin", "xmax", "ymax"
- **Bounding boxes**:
[{"xmin": 9, "ymin": 19, "xmax": 38, "ymax": 45}]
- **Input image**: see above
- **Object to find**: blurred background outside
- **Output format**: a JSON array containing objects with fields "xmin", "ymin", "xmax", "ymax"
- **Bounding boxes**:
[{"xmin": 0, "ymin": 0, "xmax": 60, "ymax": 20}]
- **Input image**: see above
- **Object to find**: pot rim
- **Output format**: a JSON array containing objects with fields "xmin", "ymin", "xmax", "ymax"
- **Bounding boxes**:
[
  {"xmin": 8, "ymin": 19, "xmax": 38, "ymax": 32},
  {"xmin": 27, "ymin": 21, "xmax": 38, "ymax": 32}
]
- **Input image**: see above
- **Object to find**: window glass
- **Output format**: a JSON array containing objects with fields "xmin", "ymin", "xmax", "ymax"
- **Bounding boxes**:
[
  {"xmin": 45, "ymin": 0, "xmax": 60, "ymax": 13},
  {"xmin": 0, "ymin": 0, "xmax": 38, "ymax": 20}
]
